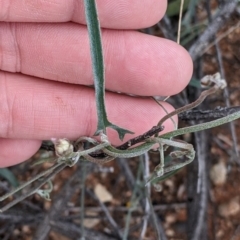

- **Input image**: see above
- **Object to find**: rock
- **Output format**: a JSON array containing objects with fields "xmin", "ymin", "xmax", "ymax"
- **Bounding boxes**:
[
  {"xmin": 210, "ymin": 161, "xmax": 227, "ymax": 185},
  {"xmin": 94, "ymin": 183, "xmax": 113, "ymax": 203},
  {"xmin": 218, "ymin": 197, "xmax": 240, "ymax": 217}
]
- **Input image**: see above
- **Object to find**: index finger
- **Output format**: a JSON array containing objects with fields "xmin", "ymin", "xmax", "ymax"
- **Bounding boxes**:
[{"xmin": 0, "ymin": 0, "xmax": 167, "ymax": 29}]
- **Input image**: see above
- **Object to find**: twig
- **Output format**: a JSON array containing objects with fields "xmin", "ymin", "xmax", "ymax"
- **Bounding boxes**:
[
  {"xmin": 40, "ymin": 125, "xmax": 164, "ymax": 158},
  {"xmin": 213, "ymin": 137, "xmax": 240, "ymax": 164},
  {"xmin": 0, "ymin": 163, "xmax": 66, "ymax": 212},
  {"xmin": 123, "ymin": 162, "xmax": 142, "ymax": 240},
  {"xmin": 2, "ymin": 224, "xmax": 15, "ymax": 240},
  {"xmin": 178, "ymin": 106, "xmax": 240, "ymax": 121},
  {"xmin": 32, "ymin": 164, "xmax": 82, "ymax": 240},
  {"xmin": 157, "ymin": 15, "xmax": 175, "ymax": 41},
  {"xmin": 117, "ymin": 125, "xmax": 164, "ymax": 150},
  {"xmin": 20, "ymin": 200, "xmax": 43, "ymax": 212},
  {"xmin": 200, "ymin": 21, "xmax": 240, "ymax": 56},
  {"xmin": 68, "ymin": 202, "xmax": 186, "ymax": 213},
  {"xmin": 0, "ymin": 224, "xmax": 11, "ymax": 235},
  {"xmin": 86, "ymin": 189, "xmax": 123, "ymax": 239},
  {"xmin": 80, "ymin": 162, "xmax": 87, "ymax": 239},
  {"xmin": 0, "ymin": 162, "xmax": 63, "ymax": 202},
  {"xmin": 205, "ymin": 0, "xmax": 239, "ymax": 159},
  {"xmin": 189, "ymin": 0, "xmax": 238, "ymax": 60},
  {"xmin": 147, "ymin": 195, "xmax": 166, "ymax": 240},
  {"xmin": 157, "ymin": 74, "xmax": 226, "ymax": 131},
  {"xmin": 117, "ymin": 159, "xmax": 168, "ymax": 240},
  {"xmin": 190, "ymin": 131, "xmax": 209, "ymax": 240},
  {"xmin": 177, "ymin": 0, "xmax": 184, "ymax": 44},
  {"xmin": 0, "ymin": 210, "xmax": 43, "ymax": 223},
  {"xmin": 0, "ymin": 209, "xmax": 117, "ymax": 240},
  {"xmin": 51, "ymin": 220, "xmax": 119, "ymax": 240},
  {"xmin": 140, "ymin": 153, "xmax": 151, "ymax": 240}
]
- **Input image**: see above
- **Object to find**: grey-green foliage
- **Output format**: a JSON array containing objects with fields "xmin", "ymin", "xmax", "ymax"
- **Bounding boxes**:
[
  {"xmin": 84, "ymin": 0, "xmax": 133, "ymax": 140},
  {"xmin": 167, "ymin": 0, "xmax": 190, "ymax": 17},
  {"xmin": 0, "ymin": 168, "xmax": 18, "ymax": 188}
]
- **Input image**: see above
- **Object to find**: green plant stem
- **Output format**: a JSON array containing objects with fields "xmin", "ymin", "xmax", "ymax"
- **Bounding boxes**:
[
  {"xmin": 161, "ymin": 110, "xmax": 240, "ymax": 139},
  {"xmin": 0, "ymin": 162, "xmax": 63, "ymax": 201},
  {"xmin": 84, "ymin": 0, "xmax": 106, "ymax": 133},
  {"xmin": 156, "ymin": 82, "xmax": 219, "ymax": 133},
  {"xmin": 84, "ymin": 0, "xmax": 133, "ymax": 140},
  {"xmin": 0, "ymin": 163, "xmax": 66, "ymax": 212},
  {"xmin": 103, "ymin": 142, "xmax": 155, "ymax": 158}
]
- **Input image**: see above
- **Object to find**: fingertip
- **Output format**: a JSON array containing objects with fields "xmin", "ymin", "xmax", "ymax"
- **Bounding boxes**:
[
  {"xmin": 0, "ymin": 139, "xmax": 41, "ymax": 167},
  {"xmin": 147, "ymin": 39, "xmax": 193, "ymax": 95},
  {"xmin": 173, "ymin": 44, "xmax": 193, "ymax": 93},
  {"xmin": 146, "ymin": 0, "xmax": 168, "ymax": 27},
  {"xmin": 106, "ymin": 34, "xmax": 193, "ymax": 96},
  {"xmin": 89, "ymin": 0, "xmax": 168, "ymax": 29},
  {"xmin": 1, "ymin": 0, "xmax": 167, "ymax": 29}
]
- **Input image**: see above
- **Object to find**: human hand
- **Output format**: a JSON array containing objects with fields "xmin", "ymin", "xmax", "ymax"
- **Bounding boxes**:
[{"xmin": 0, "ymin": 0, "xmax": 192, "ymax": 167}]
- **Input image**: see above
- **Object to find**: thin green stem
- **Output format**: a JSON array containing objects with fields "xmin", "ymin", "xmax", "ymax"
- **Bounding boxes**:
[
  {"xmin": 0, "ymin": 163, "xmax": 66, "ymax": 212},
  {"xmin": 0, "ymin": 162, "xmax": 63, "ymax": 201},
  {"xmin": 161, "ymin": 110, "xmax": 240, "ymax": 139},
  {"xmin": 157, "ymin": 84, "xmax": 217, "ymax": 132},
  {"xmin": 83, "ymin": 0, "xmax": 133, "ymax": 140},
  {"xmin": 103, "ymin": 142, "xmax": 155, "ymax": 158}
]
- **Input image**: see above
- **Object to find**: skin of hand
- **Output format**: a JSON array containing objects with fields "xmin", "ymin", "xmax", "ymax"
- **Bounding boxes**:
[{"xmin": 0, "ymin": 0, "xmax": 193, "ymax": 167}]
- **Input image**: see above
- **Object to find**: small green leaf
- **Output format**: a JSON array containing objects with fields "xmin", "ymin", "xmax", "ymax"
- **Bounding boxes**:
[
  {"xmin": 0, "ymin": 168, "xmax": 19, "ymax": 187},
  {"xmin": 167, "ymin": 0, "xmax": 190, "ymax": 17},
  {"xmin": 151, "ymin": 169, "xmax": 179, "ymax": 184},
  {"xmin": 189, "ymin": 77, "xmax": 201, "ymax": 88},
  {"xmin": 84, "ymin": 0, "xmax": 134, "ymax": 140}
]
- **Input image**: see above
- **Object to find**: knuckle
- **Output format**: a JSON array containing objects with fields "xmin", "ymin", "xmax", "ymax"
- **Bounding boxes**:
[
  {"xmin": 0, "ymin": 72, "xmax": 13, "ymax": 137},
  {"xmin": 0, "ymin": 23, "xmax": 21, "ymax": 73},
  {"xmin": 0, "ymin": 0, "xmax": 10, "ymax": 21}
]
